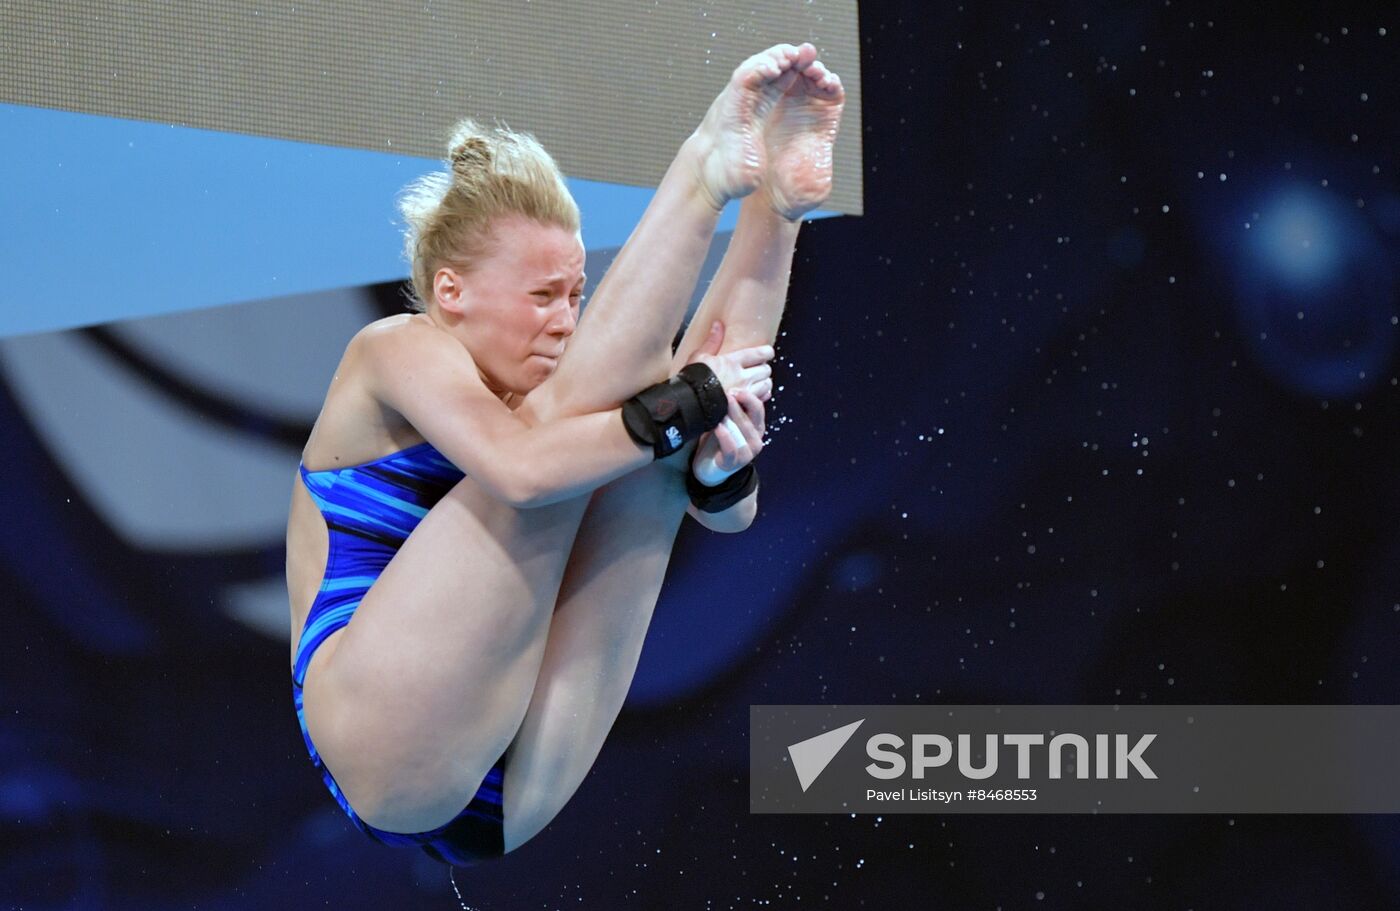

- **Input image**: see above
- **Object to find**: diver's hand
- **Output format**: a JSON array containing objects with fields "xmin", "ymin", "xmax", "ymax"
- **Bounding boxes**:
[
  {"xmin": 684, "ymin": 320, "xmax": 775, "ymax": 398},
  {"xmin": 693, "ymin": 389, "xmax": 765, "ymax": 486}
]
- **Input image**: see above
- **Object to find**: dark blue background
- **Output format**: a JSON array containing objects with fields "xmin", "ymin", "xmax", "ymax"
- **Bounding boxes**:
[{"xmin": 5, "ymin": 1, "xmax": 1399, "ymax": 907}]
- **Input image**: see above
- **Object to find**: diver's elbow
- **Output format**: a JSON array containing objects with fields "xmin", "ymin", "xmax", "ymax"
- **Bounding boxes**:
[
  {"xmin": 501, "ymin": 479, "xmax": 548, "ymax": 509},
  {"xmin": 483, "ymin": 464, "xmax": 547, "ymax": 508}
]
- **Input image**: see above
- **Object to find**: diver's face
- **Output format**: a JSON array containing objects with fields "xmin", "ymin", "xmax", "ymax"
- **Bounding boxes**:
[{"xmin": 452, "ymin": 216, "xmax": 585, "ymax": 398}]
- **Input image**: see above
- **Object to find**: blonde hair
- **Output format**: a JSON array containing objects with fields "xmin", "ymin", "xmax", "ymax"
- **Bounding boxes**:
[{"xmin": 398, "ymin": 119, "xmax": 580, "ymax": 311}]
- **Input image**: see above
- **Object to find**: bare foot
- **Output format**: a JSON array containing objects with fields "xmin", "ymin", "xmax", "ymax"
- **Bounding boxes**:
[
  {"xmin": 690, "ymin": 44, "xmax": 807, "ymax": 211},
  {"xmin": 764, "ymin": 47, "xmax": 846, "ymax": 220}
]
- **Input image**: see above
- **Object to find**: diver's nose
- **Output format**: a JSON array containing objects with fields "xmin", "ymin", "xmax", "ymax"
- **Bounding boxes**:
[{"xmin": 547, "ymin": 299, "xmax": 577, "ymax": 337}]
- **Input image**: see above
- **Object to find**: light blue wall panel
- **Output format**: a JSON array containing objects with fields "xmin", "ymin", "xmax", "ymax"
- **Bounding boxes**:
[{"xmin": 2, "ymin": 104, "xmax": 808, "ymax": 337}]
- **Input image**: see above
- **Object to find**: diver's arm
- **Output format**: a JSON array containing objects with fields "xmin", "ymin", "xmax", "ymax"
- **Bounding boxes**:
[
  {"xmin": 362, "ymin": 319, "xmax": 769, "ymax": 509},
  {"xmin": 360, "ymin": 319, "xmax": 646, "ymax": 507}
]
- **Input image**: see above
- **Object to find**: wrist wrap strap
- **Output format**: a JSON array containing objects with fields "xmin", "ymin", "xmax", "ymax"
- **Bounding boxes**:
[
  {"xmin": 686, "ymin": 462, "xmax": 759, "ymax": 513},
  {"xmin": 621, "ymin": 363, "xmax": 728, "ymax": 459},
  {"xmin": 676, "ymin": 363, "xmax": 728, "ymax": 427}
]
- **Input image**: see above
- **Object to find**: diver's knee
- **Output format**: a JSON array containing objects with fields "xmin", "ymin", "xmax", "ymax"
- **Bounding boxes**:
[
  {"xmin": 308, "ymin": 701, "xmax": 495, "ymax": 834},
  {"xmin": 502, "ymin": 771, "xmax": 580, "ymax": 852},
  {"xmin": 349, "ymin": 759, "xmax": 496, "ymax": 835},
  {"xmin": 501, "ymin": 800, "xmax": 555, "ymax": 853}
]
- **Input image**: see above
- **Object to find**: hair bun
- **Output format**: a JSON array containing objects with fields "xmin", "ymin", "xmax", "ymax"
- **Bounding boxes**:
[{"xmin": 448, "ymin": 121, "xmax": 493, "ymax": 178}]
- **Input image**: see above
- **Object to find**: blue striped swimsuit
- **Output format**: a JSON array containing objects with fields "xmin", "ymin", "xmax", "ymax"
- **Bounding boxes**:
[{"xmin": 293, "ymin": 441, "xmax": 507, "ymax": 866}]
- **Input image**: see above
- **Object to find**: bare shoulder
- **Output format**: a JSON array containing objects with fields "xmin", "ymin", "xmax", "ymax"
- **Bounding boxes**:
[
  {"xmin": 322, "ymin": 314, "xmax": 437, "ymax": 404},
  {"xmin": 356, "ymin": 311, "xmax": 429, "ymax": 342},
  {"xmin": 356, "ymin": 312, "xmax": 463, "ymax": 363},
  {"xmin": 356, "ymin": 312, "xmax": 485, "ymax": 400},
  {"xmin": 301, "ymin": 315, "xmax": 445, "ymax": 466}
]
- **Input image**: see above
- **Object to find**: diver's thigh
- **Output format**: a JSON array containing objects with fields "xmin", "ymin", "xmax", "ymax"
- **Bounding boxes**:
[{"xmin": 304, "ymin": 475, "xmax": 591, "ymax": 832}]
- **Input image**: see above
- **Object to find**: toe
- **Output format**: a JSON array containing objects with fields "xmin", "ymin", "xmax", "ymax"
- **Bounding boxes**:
[
  {"xmin": 772, "ymin": 43, "xmax": 801, "ymax": 68},
  {"xmin": 739, "ymin": 53, "xmax": 780, "ymax": 84}
]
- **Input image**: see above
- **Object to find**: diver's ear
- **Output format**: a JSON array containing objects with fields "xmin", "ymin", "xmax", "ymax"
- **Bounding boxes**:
[{"xmin": 433, "ymin": 267, "xmax": 467, "ymax": 315}]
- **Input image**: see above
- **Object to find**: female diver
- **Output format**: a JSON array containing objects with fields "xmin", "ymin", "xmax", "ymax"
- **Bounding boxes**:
[{"xmin": 286, "ymin": 42, "xmax": 845, "ymax": 865}]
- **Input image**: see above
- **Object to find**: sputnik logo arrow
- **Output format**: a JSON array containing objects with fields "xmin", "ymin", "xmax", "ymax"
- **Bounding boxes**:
[{"xmin": 787, "ymin": 719, "xmax": 865, "ymax": 792}]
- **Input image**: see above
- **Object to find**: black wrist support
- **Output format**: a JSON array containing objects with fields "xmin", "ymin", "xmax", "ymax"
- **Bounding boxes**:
[
  {"xmin": 686, "ymin": 462, "xmax": 759, "ymax": 513},
  {"xmin": 676, "ymin": 363, "xmax": 728, "ymax": 427},
  {"xmin": 621, "ymin": 363, "xmax": 728, "ymax": 459}
]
